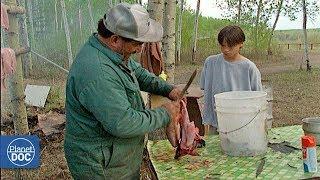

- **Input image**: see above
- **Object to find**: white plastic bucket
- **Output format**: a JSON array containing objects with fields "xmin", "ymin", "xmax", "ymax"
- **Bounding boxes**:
[{"xmin": 214, "ymin": 91, "xmax": 268, "ymax": 156}]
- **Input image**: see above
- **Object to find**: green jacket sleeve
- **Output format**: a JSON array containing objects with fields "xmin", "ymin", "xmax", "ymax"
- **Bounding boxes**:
[
  {"xmin": 130, "ymin": 60, "xmax": 174, "ymax": 97},
  {"xmin": 78, "ymin": 73, "xmax": 170, "ymax": 138}
]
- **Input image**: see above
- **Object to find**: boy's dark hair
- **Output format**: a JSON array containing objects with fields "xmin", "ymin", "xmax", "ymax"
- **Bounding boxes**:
[
  {"xmin": 97, "ymin": 15, "xmax": 136, "ymax": 42},
  {"xmin": 218, "ymin": 25, "xmax": 245, "ymax": 47}
]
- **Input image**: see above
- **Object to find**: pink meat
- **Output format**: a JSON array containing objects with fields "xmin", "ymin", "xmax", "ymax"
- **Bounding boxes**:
[
  {"xmin": 166, "ymin": 99, "xmax": 205, "ymax": 159},
  {"xmin": 1, "ymin": 48, "xmax": 16, "ymax": 91},
  {"xmin": 178, "ymin": 100, "xmax": 203, "ymax": 156},
  {"xmin": 1, "ymin": 3, "xmax": 9, "ymax": 30}
]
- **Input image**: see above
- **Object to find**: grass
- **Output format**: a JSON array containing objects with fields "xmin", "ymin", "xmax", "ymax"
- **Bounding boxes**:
[{"xmin": 263, "ymin": 68, "xmax": 320, "ymax": 127}]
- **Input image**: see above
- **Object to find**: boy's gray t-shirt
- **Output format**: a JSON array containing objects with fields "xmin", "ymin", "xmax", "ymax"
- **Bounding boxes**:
[{"xmin": 200, "ymin": 53, "xmax": 262, "ymax": 127}]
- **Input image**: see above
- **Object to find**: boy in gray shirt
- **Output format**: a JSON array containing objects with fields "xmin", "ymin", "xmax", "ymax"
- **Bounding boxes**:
[{"xmin": 200, "ymin": 25, "xmax": 262, "ymax": 134}]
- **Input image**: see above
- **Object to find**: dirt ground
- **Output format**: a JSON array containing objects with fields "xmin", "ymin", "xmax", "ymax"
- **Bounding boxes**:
[{"xmin": 1, "ymin": 51, "xmax": 319, "ymax": 179}]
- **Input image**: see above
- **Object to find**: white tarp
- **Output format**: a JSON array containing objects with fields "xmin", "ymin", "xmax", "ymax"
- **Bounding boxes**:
[{"xmin": 24, "ymin": 85, "xmax": 50, "ymax": 107}]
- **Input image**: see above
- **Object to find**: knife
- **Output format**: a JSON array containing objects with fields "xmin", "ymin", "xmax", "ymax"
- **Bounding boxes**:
[{"xmin": 178, "ymin": 69, "xmax": 197, "ymax": 100}]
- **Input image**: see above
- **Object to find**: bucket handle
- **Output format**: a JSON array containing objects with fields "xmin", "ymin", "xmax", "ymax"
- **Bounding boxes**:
[{"xmin": 218, "ymin": 109, "xmax": 262, "ymax": 134}]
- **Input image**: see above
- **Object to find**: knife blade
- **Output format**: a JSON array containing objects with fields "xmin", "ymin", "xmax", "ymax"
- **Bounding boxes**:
[{"xmin": 178, "ymin": 69, "xmax": 197, "ymax": 100}]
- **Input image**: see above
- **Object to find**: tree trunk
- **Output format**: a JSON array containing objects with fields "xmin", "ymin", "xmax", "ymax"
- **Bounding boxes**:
[
  {"xmin": 40, "ymin": 0, "xmax": 47, "ymax": 38},
  {"xmin": 147, "ymin": 0, "xmax": 166, "ymax": 141},
  {"xmin": 60, "ymin": 0, "xmax": 73, "ymax": 68},
  {"xmin": 163, "ymin": 0, "xmax": 176, "ymax": 83},
  {"xmin": 25, "ymin": 0, "xmax": 35, "ymax": 48},
  {"xmin": 87, "ymin": 0, "xmax": 95, "ymax": 33},
  {"xmin": 78, "ymin": 0, "xmax": 83, "ymax": 41},
  {"xmin": 254, "ymin": 0, "xmax": 263, "ymax": 54},
  {"xmin": 55, "ymin": 0, "xmax": 59, "ymax": 32},
  {"xmin": 267, "ymin": 0, "xmax": 283, "ymax": 56},
  {"xmin": 32, "ymin": 0, "xmax": 41, "ymax": 38},
  {"xmin": 148, "ymin": 0, "xmax": 164, "ymax": 23},
  {"xmin": 191, "ymin": 0, "xmax": 200, "ymax": 63},
  {"xmin": 302, "ymin": 0, "xmax": 311, "ymax": 71},
  {"xmin": 18, "ymin": 0, "xmax": 32, "ymax": 78},
  {"xmin": 7, "ymin": 0, "xmax": 30, "ymax": 135},
  {"xmin": 237, "ymin": 0, "xmax": 242, "ymax": 23},
  {"xmin": 176, "ymin": 0, "xmax": 184, "ymax": 64}
]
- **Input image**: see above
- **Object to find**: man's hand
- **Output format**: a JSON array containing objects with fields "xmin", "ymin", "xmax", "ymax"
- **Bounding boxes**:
[
  {"xmin": 168, "ymin": 87, "xmax": 183, "ymax": 101},
  {"xmin": 162, "ymin": 100, "xmax": 181, "ymax": 147},
  {"xmin": 162, "ymin": 100, "xmax": 181, "ymax": 122}
]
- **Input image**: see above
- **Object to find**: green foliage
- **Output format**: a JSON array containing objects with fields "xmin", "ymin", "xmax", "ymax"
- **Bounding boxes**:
[
  {"xmin": 274, "ymin": 28, "xmax": 320, "ymax": 43},
  {"xmin": 27, "ymin": 0, "xmax": 318, "ymax": 69}
]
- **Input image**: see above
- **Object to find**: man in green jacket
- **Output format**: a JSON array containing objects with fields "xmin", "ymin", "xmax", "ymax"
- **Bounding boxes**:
[{"xmin": 64, "ymin": 3, "xmax": 182, "ymax": 179}]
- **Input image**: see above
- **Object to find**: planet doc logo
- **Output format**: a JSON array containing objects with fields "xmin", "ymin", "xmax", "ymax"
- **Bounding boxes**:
[
  {"xmin": 7, "ymin": 138, "xmax": 35, "ymax": 166},
  {"xmin": 1, "ymin": 136, "xmax": 40, "ymax": 168}
]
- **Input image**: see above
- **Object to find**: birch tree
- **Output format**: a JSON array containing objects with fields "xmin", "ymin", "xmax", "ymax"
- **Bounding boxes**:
[
  {"xmin": 176, "ymin": 0, "xmax": 184, "ymax": 64},
  {"xmin": 237, "ymin": 0, "xmax": 242, "ymax": 23},
  {"xmin": 148, "ymin": 0, "xmax": 164, "ymax": 23},
  {"xmin": 163, "ymin": 0, "xmax": 176, "ymax": 83},
  {"xmin": 254, "ymin": 0, "xmax": 263, "ymax": 53},
  {"xmin": 267, "ymin": 0, "xmax": 284, "ymax": 55},
  {"xmin": 25, "ymin": 0, "xmax": 35, "ymax": 48},
  {"xmin": 60, "ymin": 0, "xmax": 73, "ymax": 68},
  {"xmin": 191, "ymin": 0, "xmax": 200, "ymax": 63},
  {"xmin": 87, "ymin": 0, "xmax": 95, "ymax": 33},
  {"xmin": 78, "ymin": 0, "xmax": 83, "ymax": 40},
  {"xmin": 55, "ymin": 0, "xmax": 59, "ymax": 32},
  {"xmin": 7, "ymin": 0, "xmax": 29, "ymax": 136},
  {"xmin": 147, "ymin": 0, "xmax": 165, "ymax": 141},
  {"xmin": 302, "ymin": 0, "xmax": 311, "ymax": 71}
]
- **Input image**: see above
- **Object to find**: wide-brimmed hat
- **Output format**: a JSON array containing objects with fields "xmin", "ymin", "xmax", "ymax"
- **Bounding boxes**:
[{"xmin": 104, "ymin": 3, "xmax": 163, "ymax": 42}]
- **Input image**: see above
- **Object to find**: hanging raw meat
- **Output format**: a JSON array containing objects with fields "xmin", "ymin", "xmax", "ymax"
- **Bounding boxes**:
[{"xmin": 166, "ymin": 99, "xmax": 205, "ymax": 159}]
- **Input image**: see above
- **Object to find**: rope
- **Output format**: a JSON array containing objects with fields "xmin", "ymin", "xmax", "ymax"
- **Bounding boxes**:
[{"xmin": 30, "ymin": 50, "xmax": 69, "ymax": 74}]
